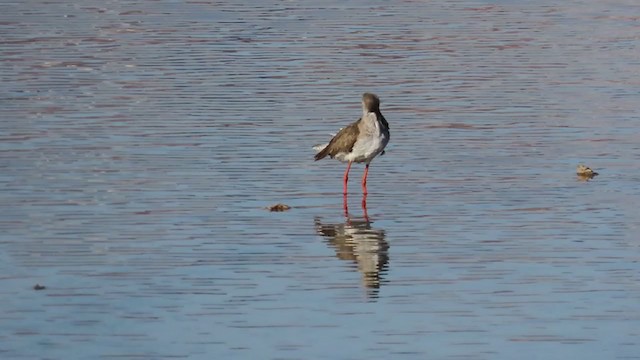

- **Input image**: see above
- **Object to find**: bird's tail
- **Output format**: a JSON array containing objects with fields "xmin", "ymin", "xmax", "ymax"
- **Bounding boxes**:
[
  {"xmin": 313, "ymin": 130, "xmax": 338, "ymax": 161},
  {"xmin": 312, "ymin": 143, "xmax": 327, "ymax": 152},
  {"xmin": 313, "ymin": 143, "xmax": 330, "ymax": 161}
]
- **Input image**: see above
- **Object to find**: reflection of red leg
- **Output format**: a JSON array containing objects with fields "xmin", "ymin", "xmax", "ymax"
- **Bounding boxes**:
[
  {"xmin": 361, "ymin": 194, "xmax": 369, "ymax": 221},
  {"xmin": 343, "ymin": 162, "xmax": 352, "ymax": 195},
  {"xmin": 361, "ymin": 164, "xmax": 369, "ymax": 195}
]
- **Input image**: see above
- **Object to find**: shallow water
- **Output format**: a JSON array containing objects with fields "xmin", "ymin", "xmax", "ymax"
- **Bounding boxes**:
[{"xmin": 1, "ymin": 0, "xmax": 640, "ymax": 359}]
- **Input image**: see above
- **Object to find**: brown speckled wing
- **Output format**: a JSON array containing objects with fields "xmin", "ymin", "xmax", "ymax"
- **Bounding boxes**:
[{"xmin": 314, "ymin": 119, "xmax": 360, "ymax": 161}]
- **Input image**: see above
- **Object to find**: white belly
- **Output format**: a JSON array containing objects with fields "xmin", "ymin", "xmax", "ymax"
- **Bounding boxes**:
[{"xmin": 336, "ymin": 132, "xmax": 389, "ymax": 163}]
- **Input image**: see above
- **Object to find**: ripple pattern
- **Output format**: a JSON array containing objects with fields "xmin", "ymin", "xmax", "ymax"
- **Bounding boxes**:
[{"xmin": 1, "ymin": 0, "xmax": 640, "ymax": 359}]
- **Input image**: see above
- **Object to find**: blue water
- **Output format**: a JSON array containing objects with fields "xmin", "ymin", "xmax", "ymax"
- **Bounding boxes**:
[{"xmin": 1, "ymin": 0, "xmax": 639, "ymax": 359}]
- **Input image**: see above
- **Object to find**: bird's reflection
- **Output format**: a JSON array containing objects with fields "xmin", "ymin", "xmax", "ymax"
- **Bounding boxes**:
[{"xmin": 314, "ymin": 195, "xmax": 389, "ymax": 298}]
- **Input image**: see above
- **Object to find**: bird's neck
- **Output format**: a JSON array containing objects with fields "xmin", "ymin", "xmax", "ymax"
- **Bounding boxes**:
[
  {"xmin": 360, "ymin": 112, "xmax": 381, "ymax": 133},
  {"xmin": 362, "ymin": 110, "xmax": 380, "ymax": 122}
]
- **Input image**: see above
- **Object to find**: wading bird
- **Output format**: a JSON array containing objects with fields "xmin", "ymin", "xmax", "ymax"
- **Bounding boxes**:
[{"xmin": 314, "ymin": 93, "xmax": 390, "ymax": 195}]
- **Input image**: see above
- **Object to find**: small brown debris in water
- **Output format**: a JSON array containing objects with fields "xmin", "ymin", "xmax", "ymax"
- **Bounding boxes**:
[
  {"xmin": 268, "ymin": 203, "xmax": 291, "ymax": 212},
  {"xmin": 33, "ymin": 284, "xmax": 46, "ymax": 291},
  {"xmin": 576, "ymin": 164, "xmax": 598, "ymax": 177}
]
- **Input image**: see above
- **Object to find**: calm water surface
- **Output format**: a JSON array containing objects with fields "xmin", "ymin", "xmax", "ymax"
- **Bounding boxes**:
[{"xmin": 1, "ymin": 0, "xmax": 640, "ymax": 359}]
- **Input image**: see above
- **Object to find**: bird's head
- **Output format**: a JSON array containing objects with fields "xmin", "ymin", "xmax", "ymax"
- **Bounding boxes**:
[{"xmin": 362, "ymin": 93, "xmax": 380, "ymax": 113}]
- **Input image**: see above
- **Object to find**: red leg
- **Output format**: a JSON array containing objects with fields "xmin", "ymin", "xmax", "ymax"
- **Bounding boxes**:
[
  {"xmin": 361, "ymin": 194, "xmax": 369, "ymax": 222},
  {"xmin": 361, "ymin": 164, "xmax": 369, "ymax": 195},
  {"xmin": 343, "ymin": 193, "xmax": 349, "ymax": 218},
  {"xmin": 343, "ymin": 161, "xmax": 352, "ymax": 195}
]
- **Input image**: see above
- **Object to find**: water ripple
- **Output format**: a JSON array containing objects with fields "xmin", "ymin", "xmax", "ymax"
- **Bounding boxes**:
[{"xmin": 1, "ymin": 0, "xmax": 640, "ymax": 359}]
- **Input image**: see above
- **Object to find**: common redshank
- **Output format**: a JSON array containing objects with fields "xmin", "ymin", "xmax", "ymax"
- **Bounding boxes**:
[{"xmin": 313, "ymin": 93, "xmax": 390, "ymax": 195}]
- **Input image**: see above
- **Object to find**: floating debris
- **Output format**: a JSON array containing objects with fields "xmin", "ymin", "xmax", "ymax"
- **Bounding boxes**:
[
  {"xmin": 576, "ymin": 164, "xmax": 598, "ymax": 177},
  {"xmin": 268, "ymin": 203, "xmax": 291, "ymax": 212},
  {"xmin": 33, "ymin": 284, "xmax": 46, "ymax": 291}
]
